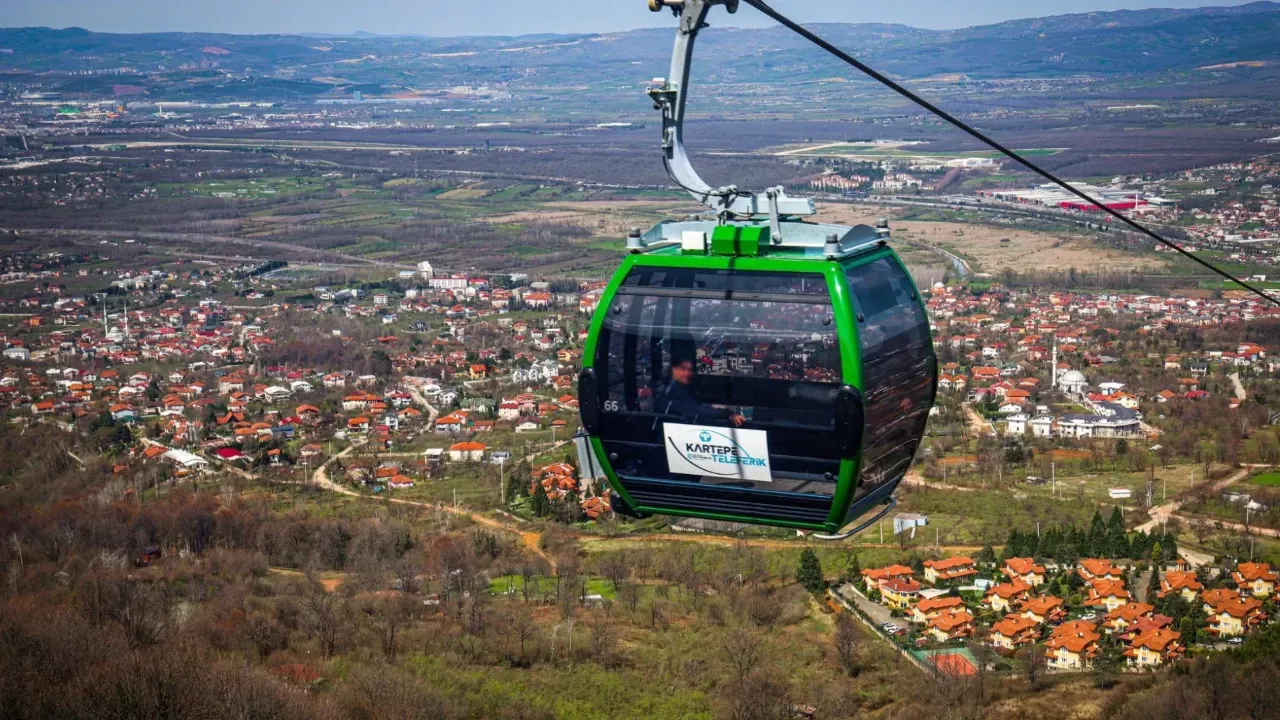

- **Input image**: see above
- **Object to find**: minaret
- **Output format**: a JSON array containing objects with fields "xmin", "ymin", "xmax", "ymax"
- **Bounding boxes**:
[{"xmin": 1051, "ymin": 335, "xmax": 1058, "ymax": 392}]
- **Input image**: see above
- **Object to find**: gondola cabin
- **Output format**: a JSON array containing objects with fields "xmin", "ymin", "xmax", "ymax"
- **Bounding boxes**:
[{"xmin": 578, "ymin": 219, "xmax": 937, "ymax": 535}]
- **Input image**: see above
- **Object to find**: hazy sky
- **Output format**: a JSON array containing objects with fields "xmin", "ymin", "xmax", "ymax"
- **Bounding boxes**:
[{"xmin": 1, "ymin": 0, "xmax": 1264, "ymax": 36}]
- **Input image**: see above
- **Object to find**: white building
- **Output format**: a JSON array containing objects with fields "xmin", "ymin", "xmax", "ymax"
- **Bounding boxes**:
[
  {"xmin": 1099, "ymin": 382, "xmax": 1125, "ymax": 396},
  {"xmin": 1057, "ymin": 369, "xmax": 1088, "ymax": 397},
  {"xmin": 1057, "ymin": 404, "xmax": 1141, "ymax": 439},
  {"xmin": 1030, "ymin": 416, "xmax": 1054, "ymax": 438},
  {"xmin": 417, "ymin": 261, "xmax": 435, "ymax": 280},
  {"xmin": 1005, "ymin": 414, "xmax": 1029, "ymax": 436},
  {"xmin": 430, "ymin": 276, "xmax": 468, "ymax": 291},
  {"xmin": 163, "ymin": 449, "xmax": 209, "ymax": 470}
]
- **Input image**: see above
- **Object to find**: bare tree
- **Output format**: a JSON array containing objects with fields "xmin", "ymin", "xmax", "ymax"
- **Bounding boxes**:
[
  {"xmin": 587, "ymin": 616, "xmax": 616, "ymax": 666},
  {"xmin": 302, "ymin": 579, "xmax": 344, "ymax": 658},
  {"xmin": 1021, "ymin": 643, "xmax": 1046, "ymax": 691},
  {"xmin": 618, "ymin": 581, "xmax": 642, "ymax": 615},
  {"xmin": 599, "ymin": 552, "xmax": 629, "ymax": 593},
  {"xmin": 244, "ymin": 609, "xmax": 286, "ymax": 661},
  {"xmin": 722, "ymin": 628, "xmax": 764, "ymax": 688},
  {"xmin": 833, "ymin": 613, "xmax": 859, "ymax": 677},
  {"xmin": 393, "ymin": 554, "xmax": 424, "ymax": 595},
  {"xmin": 499, "ymin": 603, "xmax": 539, "ymax": 666}
]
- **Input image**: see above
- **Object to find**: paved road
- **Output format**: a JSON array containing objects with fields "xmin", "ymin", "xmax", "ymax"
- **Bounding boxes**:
[
  {"xmin": 835, "ymin": 582, "xmax": 894, "ymax": 627},
  {"xmin": 403, "ymin": 385, "xmax": 441, "ymax": 426},
  {"xmin": 1230, "ymin": 373, "xmax": 1248, "ymax": 402},
  {"xmin": 1134, "ymin": 569, "xmax": 1153, "ymax": 603}
]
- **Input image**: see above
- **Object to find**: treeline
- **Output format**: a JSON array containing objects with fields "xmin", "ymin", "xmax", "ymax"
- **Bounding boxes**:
[
  {"xmin": 1107, "ymin": 624, "xmax": 1280, "ymax": 720},
  {"xmin": 998, "ymin": 508, "xmax": 1178, "ymax": 564}
]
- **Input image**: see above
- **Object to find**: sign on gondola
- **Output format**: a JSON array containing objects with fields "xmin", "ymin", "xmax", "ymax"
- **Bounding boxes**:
[{"xmin": 663, "ymin": 423, "xmax": 773, "ymax": 483}]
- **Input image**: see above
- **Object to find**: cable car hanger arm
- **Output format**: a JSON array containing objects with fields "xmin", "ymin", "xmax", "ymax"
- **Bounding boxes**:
[{"xmin": 648, "ymin": 0, "xmax": 816, "ymax": 227}]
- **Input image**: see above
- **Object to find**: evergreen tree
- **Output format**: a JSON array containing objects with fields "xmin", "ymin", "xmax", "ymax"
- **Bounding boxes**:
[
  {"xmin": 1058, "ymin": 542, "xmax": 1079, "ymax": 566},
  {"xmin": 846, "ymin": 552, "xmax": 863, "ymax": 584},
  {"xmin": 796, "ymin": 548, "xmax": 825, "ymax": 595},
  {"xmin": 530, "ymin": 482, "xmax": 551, "ymax": 517},
  {"xmin": 978, "ymin": 543, "xmax": 997, "ymax": 566},
  {"xmin": 1107, "ymin": 506, "xmax": 1126, "ymax": 536},
  {"xmin": 1179, "ymin": 616, "xmax": 1195, "ymax": 638},
  {"xmin": 1151, "ymin": 541, "xmax": 1163, "ymax": 568},
  {"xmin": 1001, "ymin": 529, "xmax": 1018, "ymax": 561},
  {"xmin": 1109, "ymin": 530, "xmax": 1131, "ymax": 560},
  {"xmin": 1147, "ymin": 564, "xmax": 1161, "ymax": 605},
  {"xmin": 1088, "ymin": 511, "xmax": 1107, "ymax": 554}
]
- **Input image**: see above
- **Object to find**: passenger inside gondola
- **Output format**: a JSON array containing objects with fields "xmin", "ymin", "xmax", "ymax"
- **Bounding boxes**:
[{"xmin": 656, "ymin": 354, "xmax": 747, "ymax": 427}]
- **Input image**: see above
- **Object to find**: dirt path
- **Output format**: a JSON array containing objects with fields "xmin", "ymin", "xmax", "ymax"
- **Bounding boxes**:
[
  {"xmin": 964, "ymin": 404, "xmax": 995, "ymax": 437},
  {"xmin": 1136, "ymin": 467, "xmax": 1250, "ymax": 533},
  {"xmin": 902, "ymin": 471, "xmax": 977, "ymax": 493},
  {"xmin": 311, "ymin": 442, "xmax": 558, "ymax": 572}
]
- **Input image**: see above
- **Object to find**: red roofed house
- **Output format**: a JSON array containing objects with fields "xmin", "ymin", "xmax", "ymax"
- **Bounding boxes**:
[
  {"xmin": 910, "ymin": 595, "xmax": 966, "ymax": 625},
  {"xmin": 923, "ymin": 556, "xmax": 977, "ymax": 586},
  {"xmin": 1078, "ymin": 558, "xmax": 1124, "ymax": 582},
  {"xmin": 1045, "ymin": 620, "xmax": 1101, "ymax": 671},
  {"xmin": 1124, "ymin": 628, "xmax": 1185, "ymax": 668},
  {"xmin": 990, "ymin": 614, "xmax": 1040, "ymax": 652},
  {"xmin": 1207, "ymin": 596, "xmax": 1267, "ymax": 638},
  {"xmin": 1233, "ymin": 562, "xmax": 1277, "ymax": 598},
  {"xmin": 927, "ymin": 609, "xmax": 975, "ymax": 642},
  {"xmin": 985, "ymin": 581, "xmax": 1032, "ymax": 613},
  {"xmin": 1085, "ymin": 579, "xmax": 1131, "ymax": 612},
  {"xmin": 448, "ymin": 441, "xmax": 486, "ymax": 462},
  {"xmin": 1003, "ymin": 557, "xmax": 1047, "ymax": 587},
  {"xmin": 1019, "ymin": 595, "xmax": 1068, "ymax": 625},
  {"xmin": 1158, "ymin": 570, "xmax": 1204, "ymax": 603},
  {"xmin": 1102, "ymin": 602, "xmax": 1155, "ymax": 634},
  {"xmin": 861, "ymin": 564, "xmax": 915, "ymax": 589},
  {"xmin": 878, "ymin": 577, "xmax": 921, "ymax": 611}
]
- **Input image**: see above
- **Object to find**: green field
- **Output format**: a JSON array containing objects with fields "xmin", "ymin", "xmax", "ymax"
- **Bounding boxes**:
[{"xmin": 1251, "ymin": 471, "xmax": 1280, "ymax": 487}]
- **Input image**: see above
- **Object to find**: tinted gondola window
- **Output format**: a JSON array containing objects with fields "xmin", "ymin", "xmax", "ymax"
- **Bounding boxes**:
[
  {"xmin": 845, "ymin": 257, "xmax": 935, "ymax": 497},
  {"xmin": 594, "ymin": 268, "xmax": 844, "ymax": 497}
]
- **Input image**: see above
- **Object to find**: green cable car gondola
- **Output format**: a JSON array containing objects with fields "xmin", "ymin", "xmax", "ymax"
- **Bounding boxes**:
[
  {"xmin": 578, "ymin": 221, "xmax": 936, "ymax": 536},
  {"xmin": 577, "ymin": 0, "xmax": 937, "ymax": 538}
]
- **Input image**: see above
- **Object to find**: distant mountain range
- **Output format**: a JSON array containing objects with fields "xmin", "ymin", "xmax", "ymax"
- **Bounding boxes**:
[{"xmin": 2, "ymin": 2, "xmax": 1279, "ymax": 99}]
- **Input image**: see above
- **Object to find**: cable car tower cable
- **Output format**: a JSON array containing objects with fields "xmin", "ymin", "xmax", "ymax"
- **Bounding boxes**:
[
  {"xmin": 580, "ymin": 0, "xmax": 1272, "ymax": 542},
  {"xmin": 727, "ymin": 0, "xmax": 1279, "ymax": 307}
]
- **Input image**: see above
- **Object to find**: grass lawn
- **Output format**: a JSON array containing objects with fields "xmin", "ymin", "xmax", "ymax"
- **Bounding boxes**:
[
  {"xmin": 1250, "ymin": 471, "xmax": 1280, "ymax": 487},
  {"xmin": 488, "ymin": 574, "xmax": 618, "ymax": 601}
]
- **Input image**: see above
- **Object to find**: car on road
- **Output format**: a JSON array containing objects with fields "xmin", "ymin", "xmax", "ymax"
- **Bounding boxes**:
[
  {"xmin": 1227, "ymin": 637, "xmax": 1244, "ymax": 646},
  {"xmin": 1079, "ymin": 613, "xmax": 1097, "ymax": 621}
]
